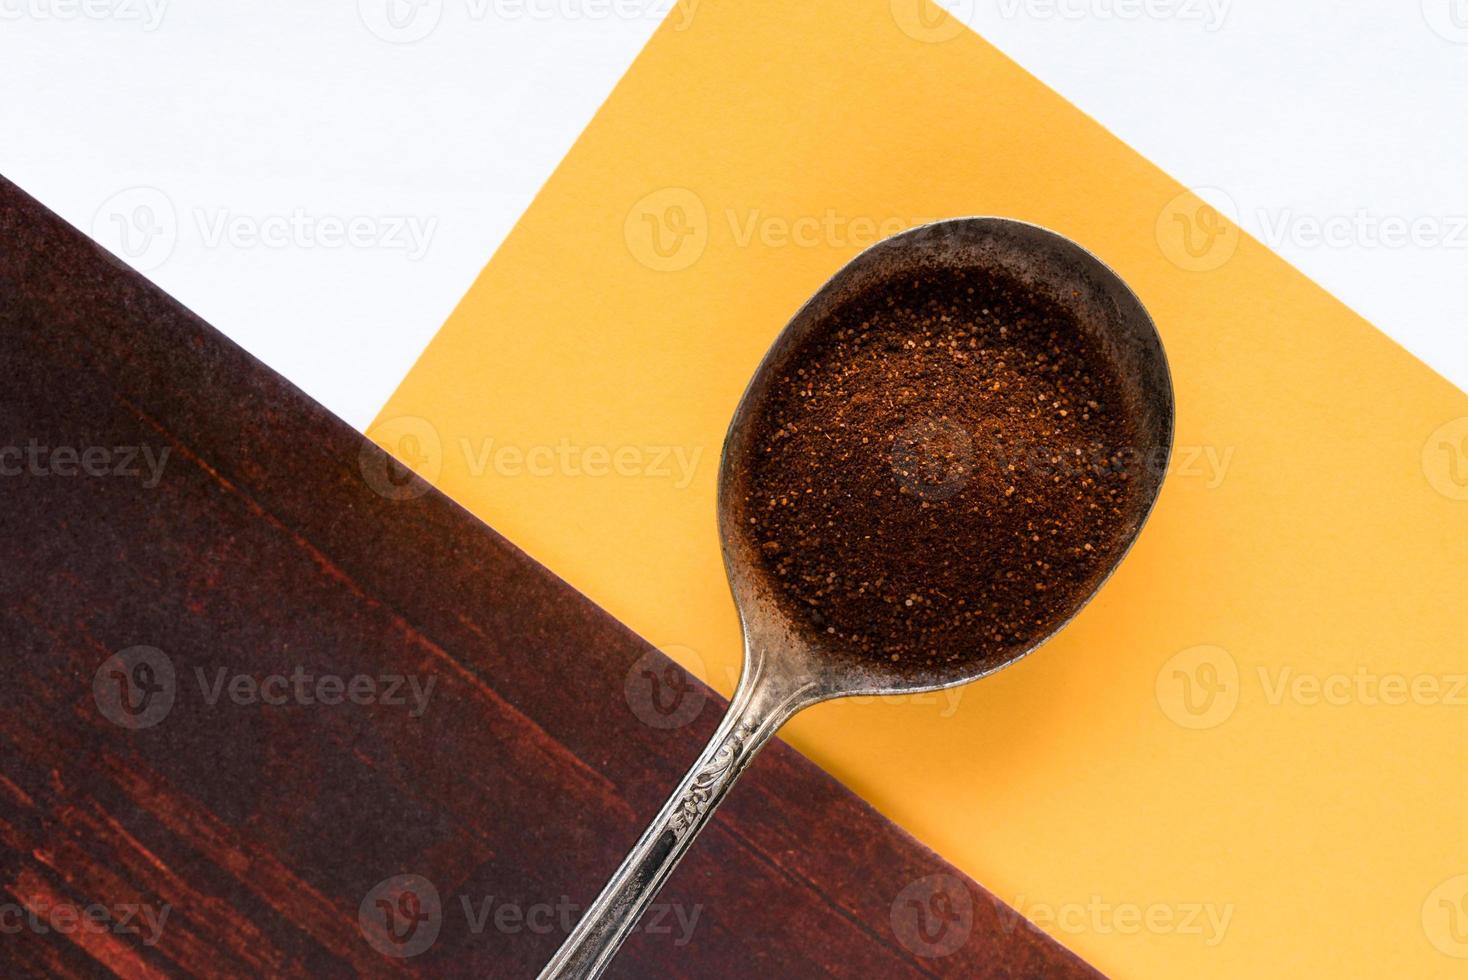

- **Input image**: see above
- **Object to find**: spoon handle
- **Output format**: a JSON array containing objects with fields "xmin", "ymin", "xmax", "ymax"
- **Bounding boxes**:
[{"xmin": 538, "ymin": 654, "xmax": 817, "ymax": 979}]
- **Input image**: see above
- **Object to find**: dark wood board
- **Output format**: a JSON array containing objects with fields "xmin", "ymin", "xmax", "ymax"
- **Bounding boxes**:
[{"xmin": 0, "ymin": 175, "xmax": 1101, "ymax": 979}]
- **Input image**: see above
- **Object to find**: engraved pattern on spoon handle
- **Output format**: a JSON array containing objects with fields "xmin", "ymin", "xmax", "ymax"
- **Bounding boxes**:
[
  {"xmin": 668, "ymin": 721, "xmax": 755, "ymax": 840},
  {"xmin": 538, "ymin": 654, "xmax": 818, "ymax": 980}
]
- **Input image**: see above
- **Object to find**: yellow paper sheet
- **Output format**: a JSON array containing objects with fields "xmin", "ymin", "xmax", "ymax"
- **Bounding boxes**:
[{"xmin": 373, "ymin": 2, "xmax": 1468, "ymax": 974}]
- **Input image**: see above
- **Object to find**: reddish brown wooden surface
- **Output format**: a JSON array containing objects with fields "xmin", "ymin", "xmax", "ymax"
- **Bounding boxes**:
[{"xmin": 0, "ymin": 175, "xmax": 1102, "ymax": 979}]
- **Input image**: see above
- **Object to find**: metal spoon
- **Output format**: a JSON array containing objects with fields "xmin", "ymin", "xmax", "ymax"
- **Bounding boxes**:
[{"xmin": 539, "ymin": 217, "xmax": 1174, "ymax": 978}]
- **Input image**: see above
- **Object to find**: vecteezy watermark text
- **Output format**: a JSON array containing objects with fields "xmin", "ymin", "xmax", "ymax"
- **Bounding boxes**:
[
  {"xmin": 195, "ymin": 666, "xmax": 436, "ymax": 718},
  {"xmin": 92, "ymin": 187, "xmax": 438, "ymax": 273},
  {"xmin": 625, "ymin": 190, "xmax": 938, "ymax": 272},
  {"xmin": 0, "ymin": 441, "xmax": 169, "ymax": 487},
  {"xmin": 1156, "ymin": 644, "xmax": 1468, "ymax": 730},
  {"xmin": 889, "ymin": 424, "xmax": 1234, "ymax": 503},
  {"xmin": 994, "ymin": 0, "xmax": 1231, "ymax": 31},
  {"xmin": 361, "ymin": 416, "xmax": 708, "ymax": 501},
  {"xmin": 624, "ymin": 649, "xmax": 967, "ymax": 732},
  {"xmin": 0, "ymin": 899, "xmax": 171, "ymax": 947},
  {"xmin": 357, "ymin": 0, "xmax": 698, "ymax": 44},
  {"xmin": 1255, "ymin": 209, "xmax": 1468, "ymax": 251},
  {"xmin": 460, "ymin": 894, "xmax": 700, "ymax": 943},
  {"xmin": 93, "ymin": 646, "xmax": 437, "ymax": 730},
  {"xmin": 358, "ymin": 875, "xmax": 701, "ymax": 958},
  {"xmin": 0, "ymin": 0, "xmax": 168, "ymax": 29},
  {"xmin": 999, "ymin": 894, "xmax": 1234, "ymax": 946},
  {"xmin": 459, "ymin": 437, "xmax": 702, "ymax": 488},
  {"xmin": 194, "ymin": 208, "xmax": 436, "ymax": 260}
]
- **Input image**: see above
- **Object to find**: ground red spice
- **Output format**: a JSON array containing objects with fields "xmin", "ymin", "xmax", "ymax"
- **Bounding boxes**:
[{"xmin": 740, "ymin": 266, "xmax": 1145, "ymax": 671}]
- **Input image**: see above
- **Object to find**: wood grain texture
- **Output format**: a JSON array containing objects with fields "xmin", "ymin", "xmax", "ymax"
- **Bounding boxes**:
[{"xmin": 0, "ymin": 175, "xmax": 1101, "ymax": 979}]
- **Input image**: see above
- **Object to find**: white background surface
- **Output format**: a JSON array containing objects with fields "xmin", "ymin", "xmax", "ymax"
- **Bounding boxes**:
[{"xmin": 1, "ymin": 0, "xmax": 1464, "ymax": 429}]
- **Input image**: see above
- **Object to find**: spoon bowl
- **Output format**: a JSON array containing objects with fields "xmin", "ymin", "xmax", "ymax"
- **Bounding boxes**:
[
  {"xmin": 541, "ymin": 217, "xmax": 1174, "ymax": 979},
  {"xmin": 720, "ymin": 217, "xmax": 1174, "ymax": 697}
]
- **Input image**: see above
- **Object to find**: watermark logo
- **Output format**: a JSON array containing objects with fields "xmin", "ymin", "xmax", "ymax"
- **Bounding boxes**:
[
  {"xmin": 1156, "ymin": 187, "xmax": 1239, "ymax": 273},
  {"xmin": 361, "ymin": 421, "xmax": 705, "ymax": 500},
  {"xmin": 94, "ymin": 187, "xmax": 437, "ymax": 270},
  {"xmin": 1158, "ymin": 647, "xmax": 1468, "ymax": 729},
  {"xmin": 1422, "ymin": 0, "xmax": 1468, "ymax": 43},
  {"xmin": 624, "ymin": 646, "xmax": 708, "ymax": 729},
  {"xmin": 358, "ymin": 0, "xmax": 443, "ymax": 43},
  {"xmin": 890, "ymin": 0, "xmax": 973, "ymax": 43},
  {"xmin": 1424, "ymin": 874, "xmax": 1468, "ymax": 957},
  {"xmin": 626, "ymin": 194, "xmax": 935, "ymax": 270},
  {"xmin": 92, "ymin": 187, "xmax": 177, "ymax": 273},
  {"xmin": 194, "ymin": 208, "xmax": 436, "ymax": 260},
  {"xmin": 727, "ymin": 209, "xmax": 926, "ymax": 251},
  {"xmin": 361, "ymin": 415, "xmax": 443, "ymax": 501},
  {"xmin": 890, "ymin": 874, "xmax": 973, "ymax": 958},
  {"xmin": 461, "ymin": 892, "xmax": 699, "ymax": 943},
  {"xmin": 457, "ymin": 437, "xmax": 702, "ymax": 488},
  {"xmin": 1156, "ymin": 644, "xmax": 1238, "ymax": 730},
  {"xmin": 625, "ymin": 188, "xmax": 707, "ymax": 272},
  {"xmin": 359, "ymin": 876, "xmax": 701, "ymax": 957},
  {"xmin": 93, "ymin": 646, "xmax": 176, "ymax": 730},
  {"xmin": 891, "ymin": 419, "xmax": 975, "ymax": 502},
  {"xmin": 95, "ymin": 647, "xmax": 436, "ymax": 726},
  {"xmin": 1422, "ymin": 417, "xmax": 1468, "ymax": 501},
  {"xmin": 360, "ymin": 874, "xmax": 442, "ymax": 958},
  {"xmin": 885, "ymin": 430, "xmax": 1232, "ymax": 500},
  {"xmin": 1254, "ymin": 209, "xmax": 1468, "ymax": 251}
]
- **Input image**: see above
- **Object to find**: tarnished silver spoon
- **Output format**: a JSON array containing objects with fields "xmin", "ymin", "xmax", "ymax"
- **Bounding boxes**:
[{"xmin": 540, "ymin": 218, "xmax": 1174, "ymax": 978}]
